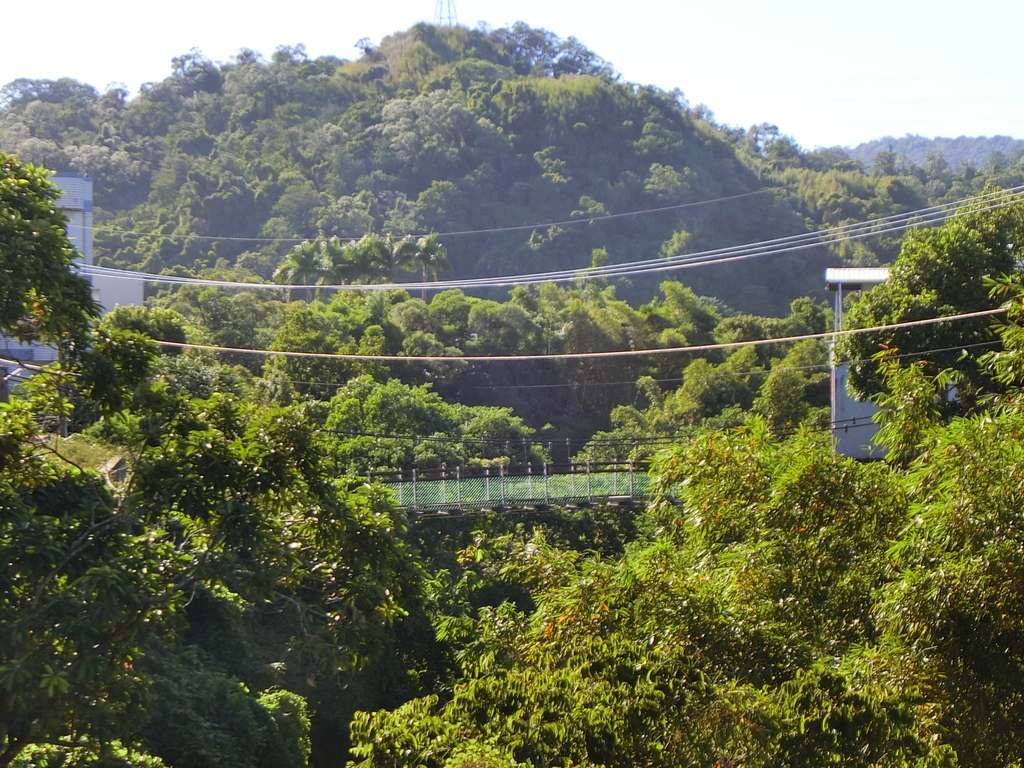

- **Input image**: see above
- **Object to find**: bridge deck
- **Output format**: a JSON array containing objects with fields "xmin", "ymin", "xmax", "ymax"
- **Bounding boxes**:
[{"xmin": 372, "ymin": 462, "xmax": 650, "ymax": 516}]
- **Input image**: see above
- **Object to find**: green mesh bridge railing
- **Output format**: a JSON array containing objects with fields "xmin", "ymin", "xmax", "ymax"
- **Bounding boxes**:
[{"xmin": 370, "ymin": 462, "xmax": 651, "ymax": 517}]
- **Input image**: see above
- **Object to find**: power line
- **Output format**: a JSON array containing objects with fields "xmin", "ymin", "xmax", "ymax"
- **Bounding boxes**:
[
  {"xmin": 484, "ymin": 187, "xmax": 1024, "ymax": 287},
  {"xmin": 403, "ymin": 189, "xmax": 773, "ymax": 238},
  {"xmin": 153, "ymin": 307, "xmax": 1008, "ymax": 362},
  {"xmin": 233, "ymin": 339, "xmax": 1000, "ymax": 397},
  {"xmin": 89, "ymin": 189, "xmax": 773, "ymax": 245},
  {"xmin": 81, "ymin": 187, "xmax": 1024, "ymax": 293}
]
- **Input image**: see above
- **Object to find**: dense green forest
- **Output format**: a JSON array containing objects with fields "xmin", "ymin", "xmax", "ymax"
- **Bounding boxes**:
[
  {"xmin": 5, "ymin": 20, "xmax": 1024, "ymax": 768},
  {"xmin": 850, "ymin": 134, "xmax": 1024, "ymax": 175},
  {"xmin": 5, "ymin": 155, "xmax": 1024, "ymax": 766},
  {"xmin": 2, "ymin": 22, "xmax": 1022, "ymax": 317}
]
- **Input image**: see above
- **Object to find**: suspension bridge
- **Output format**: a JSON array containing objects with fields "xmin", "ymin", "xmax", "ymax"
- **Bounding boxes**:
[{"xmin": 371, "ymin": 461, "xmax": 652, "ymax": 518}]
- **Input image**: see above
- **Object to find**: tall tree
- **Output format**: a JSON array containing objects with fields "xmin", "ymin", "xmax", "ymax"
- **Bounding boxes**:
[
  {"xmin": 0, "ymin": 152, "xmax": 98, "ymax": 346},
  {"xmin": 412, "ymin": 233, "xmax": 450, "ymax": 297},
  {"xmin": 274, "ymin": 237, "xmax": 324, "ymax": 301},
  {"xmin": 836, "ymin": 191, "xmax": 1024, "ymax": 408},
  {"xmin": 365, "ymin": 234, "xmax": 420, "ymax": 283},
  {"xmin": 0, "ymin": 375, "xmax": 423, "ymax": 767}
]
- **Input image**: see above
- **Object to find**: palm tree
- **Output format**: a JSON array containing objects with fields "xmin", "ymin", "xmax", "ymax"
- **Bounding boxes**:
[
  {"xmin": 348, "ymin": 235, "xmax": 392, "ymax": 284},
  {"xmin": 346, "ymin": 233, "xmax": 425, "ymax": 283},
  {"xmin": 274, "ymin": 238, "xmax": 325, "ymax": 301},
  {"xmin": 317, "ymin": 235, "xmax": 355, "ymax": 296},
  {"xmin": 393, "ymin": 235, "xmax": 424, "ymax": 282},
  {"xmin": 413, "ymin": 233, "xmax": 451, "ymax": 299},
  {"xmin": 305, "ymin": 233, "xmax": 448, "ymax": 292}
]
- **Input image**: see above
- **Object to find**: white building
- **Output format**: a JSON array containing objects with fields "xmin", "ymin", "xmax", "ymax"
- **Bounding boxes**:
[
  {"xmin": 826, "ymin": 267, "xmax": 890, "ymax": 460},
  {"xmin": 53, "ymin": 173, "xmax": 144, "ymax": 314},
  {"xmin": 54, "ymin": 173, "xmax": 93, "ymax": 265},
  {"xmin": 1, "ymin": 174, "xmax": 143, "ymax": 378}
]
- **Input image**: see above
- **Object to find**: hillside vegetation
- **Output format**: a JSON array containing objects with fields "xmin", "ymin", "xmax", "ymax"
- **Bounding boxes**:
[
  {"xmin": 850, "ymin": 133, "xmax": 1024, "ymax": 173},
  {"xmin": 6, "ymin": 195, "xmax": 1024, "ymax": 766},
  {"xmin": 4, "ymin": 22, "xmax": 1024, "ymax": 768},
  {"xmin": 3, "ymin": 23, "xmax": 1022, "ymax": 316}
]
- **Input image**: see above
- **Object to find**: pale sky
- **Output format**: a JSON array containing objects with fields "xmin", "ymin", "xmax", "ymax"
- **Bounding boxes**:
[{"xmin": 3, "ymin": 0, "xmax": 1021, "ymax": 149}]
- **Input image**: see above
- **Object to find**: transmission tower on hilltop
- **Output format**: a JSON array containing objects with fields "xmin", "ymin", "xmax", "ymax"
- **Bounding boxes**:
[{"xmin": 434, "ymin": 0, "xmax": 458, "ymax": 26}]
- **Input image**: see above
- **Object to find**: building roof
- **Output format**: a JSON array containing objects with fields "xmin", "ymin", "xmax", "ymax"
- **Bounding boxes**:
[{"xmin": 825, "ymin": 267, "xmax": 890, "ymax": 290}]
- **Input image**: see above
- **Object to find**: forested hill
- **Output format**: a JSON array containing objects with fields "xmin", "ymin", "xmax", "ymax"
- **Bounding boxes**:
[
  {"xmin": 9, "ymin": 27, "xmax": 1024, "ymax": 768},
  {"xmin": 1, "ymin": 22, "xmax": 1022, "ymax": 315},
  {"xmin": 849, "ymin": 134, "xmax": 1024, "ymax": 173}
]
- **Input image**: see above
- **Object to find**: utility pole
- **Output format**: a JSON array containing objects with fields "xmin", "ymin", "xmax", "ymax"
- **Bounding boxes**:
[{"xmin": 434, "ymin": 0, "xmax": 458, "ymax": 26}]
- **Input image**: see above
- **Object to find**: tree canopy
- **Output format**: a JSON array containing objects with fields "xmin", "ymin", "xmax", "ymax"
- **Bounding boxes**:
[
  {"xmin": 9, "ymin": 24, "xmax": 1016, "ymax": 316},
  {"xmin": 836, "ymin": 190, "xmax": 1024, "ymax": 407},
  {"xmin": 0, "ymin": 152, "xmax": 97, "ymax": 345},
  {"xmin": 5, "ymin": 20, "xmax": 1024, "ymax": 768}
]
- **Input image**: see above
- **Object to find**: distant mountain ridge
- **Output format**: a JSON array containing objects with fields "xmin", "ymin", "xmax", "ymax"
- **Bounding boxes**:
[{"xmin": 849, "ymin": 134, "xmax": 1024, "ymax": 170}]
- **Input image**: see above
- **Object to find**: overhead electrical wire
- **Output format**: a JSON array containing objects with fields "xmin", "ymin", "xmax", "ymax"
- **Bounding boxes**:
[
  {"xmin": 92, "ymin": 188, "xmax": 775, "ymax": 245},
  {"xmin": 7, "ymin": 190, "xmax": 1013, "ymax": 389},
  {"xmin": 89, "ymin": 188, "xmax": 1022, "ymax": 292},
  {"xmin": 471, "ymin": 339, "xmax": 1003, "ymax": 390},
  {"xmin": 153, "ymin": 307, "xmax": 1008, "ymax": 362},
  {"xmin": 79, "ymin": 185, "xmax": 1024, "ymax": 293},
  {"xmin": 195, "ymin": 338, "xmax": 1002, "ymax": 397},
  {"xmin": 483, "ymin": 185, "xmax": 1024, "ymax": 283},
  {"xmin": 6, "ymin": 181, "xmax": 1017, "ymax": 472},
  {"xmin": 71, "ymin": 188, "xmax": 1024, "ymax": 437},
  {"xmin": 78, "ymin": 196, "xmax": 948, "ymax": 290}
]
